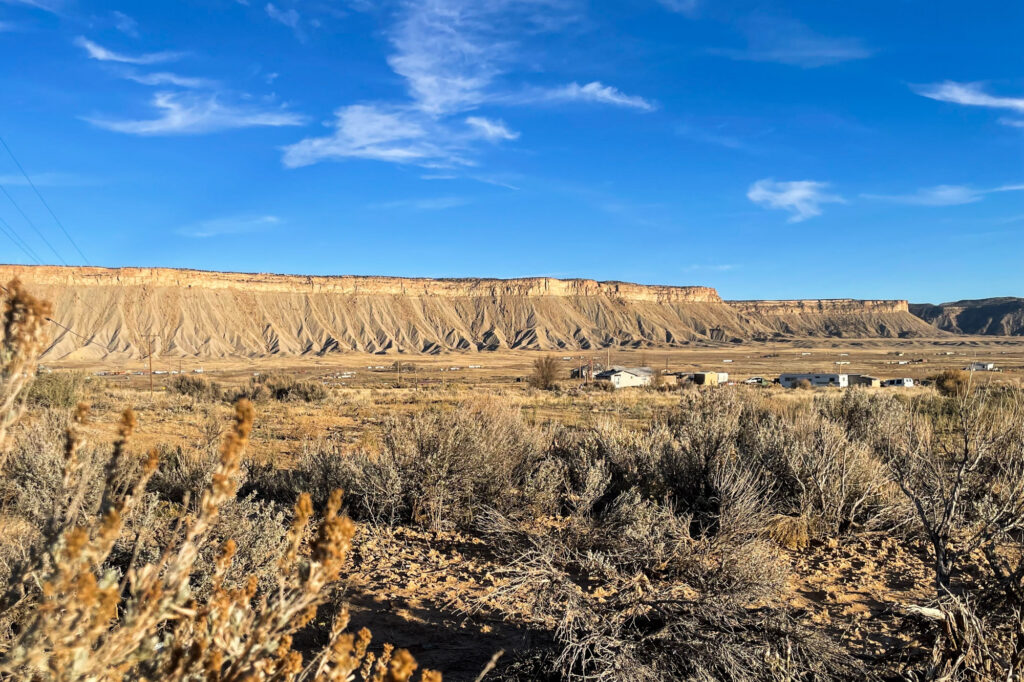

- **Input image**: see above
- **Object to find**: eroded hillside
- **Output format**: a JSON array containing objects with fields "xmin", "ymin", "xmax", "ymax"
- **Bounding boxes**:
[
  {"xmin": 911, "ymin": 298, "xmax": 1024, "ymax": 336},
  {"xmin": 0, "ymin": 265, "xmax": 941, "ymax": 359}
]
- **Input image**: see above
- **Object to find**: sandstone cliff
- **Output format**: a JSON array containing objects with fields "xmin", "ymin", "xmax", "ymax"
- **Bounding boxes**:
[
  {"xmin": 0, "ymin": 265, "xmax": 940, "ymax": 360},
  {"xmin": 911, "ymin": 298, "xmax": 1024, "ymax": 336}
]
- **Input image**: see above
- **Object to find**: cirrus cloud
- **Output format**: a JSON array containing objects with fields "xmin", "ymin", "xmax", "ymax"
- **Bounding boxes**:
[
  {"xmin": 85, "ymin": 92, "xmax": 306, "ymax": 135},
  {"xmin": 74, "ymin": 36, "xmax": 183, "ymax": 65},
  {"xmin": 747, "ymin": 178, "xmax": 845, "ymax": 222}
]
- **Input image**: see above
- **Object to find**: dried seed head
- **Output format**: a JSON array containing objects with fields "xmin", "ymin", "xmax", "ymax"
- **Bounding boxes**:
[{"xmin": 385, "ymin": 649, "xmax": 418, "ymax": 682}]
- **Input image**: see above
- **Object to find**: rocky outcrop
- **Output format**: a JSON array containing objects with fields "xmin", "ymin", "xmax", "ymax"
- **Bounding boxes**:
[
  {"xmin": 0, "ymin": 265, "xmax": 941, "ymax": 359},
  {"xmin": 911, "ymin": 298, "xmax": 1024, "ymax": 336}
]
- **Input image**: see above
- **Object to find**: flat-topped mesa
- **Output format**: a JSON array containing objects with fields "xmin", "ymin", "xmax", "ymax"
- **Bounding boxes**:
[
  {"xmin": 728, "ymin": 299, "xmax": 911, "ymax": 315},
  {"xmin": 0, "ymin": 265, "xmax": 721, "ymax": 303}
]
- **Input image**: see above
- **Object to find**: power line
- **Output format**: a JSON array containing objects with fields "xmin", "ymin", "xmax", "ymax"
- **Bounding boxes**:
[
  {"xmin": 0, "ymin": 182, "xmax": 67, "ymax": 265},
  {"xmin": 0, "ymin": 136, "xmax": 90, "ymax": 265},
  {"xmin": 0, "ymin": 213, "xmax": 43, "ymax": 264},
  {"xmin": 41, "ymin": 315, "xmax": 112, "ymax": 353}
]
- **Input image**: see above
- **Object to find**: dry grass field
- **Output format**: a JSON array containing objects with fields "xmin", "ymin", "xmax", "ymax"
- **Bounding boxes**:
[{"xmin": 6, "ymin": 283, "xmax": 1024, "ymax": 681}]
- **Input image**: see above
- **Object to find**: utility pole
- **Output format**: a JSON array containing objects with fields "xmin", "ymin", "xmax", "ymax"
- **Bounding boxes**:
[
  {"xmin": 396, "ymin": 359, "xmax": 402, "ymax": 387},
  {"xmin": 146, "ymin": 336, "xmax": 154, "ymax": 398}
]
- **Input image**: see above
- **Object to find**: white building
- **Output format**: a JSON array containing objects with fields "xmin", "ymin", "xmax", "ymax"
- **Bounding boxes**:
[
  {"xmin": 779, "ymin": 373, "xmax": 849, "ymax": 388},
  {"xmin": 883, "ymin": 377, "xmax": 914, "ymax": 387},
  {"xmin": 595, "ymin": 367, "xmax": 653, "ymax": 389},
  {"xmin": 966, "ymin": 362, "xmax": 996, "ymax": 372}
]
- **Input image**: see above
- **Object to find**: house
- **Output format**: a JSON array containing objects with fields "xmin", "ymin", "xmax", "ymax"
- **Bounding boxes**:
[
  {"xmin": 595, "ymin": 366, "xmax": 653, "ymax": 389},
  {"xmin": 883, "ymin": 377, "xmax": 914, "ymax": 387},
  {"xmin": 717, "ymin": 372, "xmax": 729, "ymax": 384},
  {"xmin": 848, "ymin": 374, "xmax": 881, "ymax": 388},
  {"xmin": 779, "ymin": 373, "xmax": 849, "ymax": 388},
  {"xmin": 966, "ymin": 362, "xmax": 996, "ymax": 372}
]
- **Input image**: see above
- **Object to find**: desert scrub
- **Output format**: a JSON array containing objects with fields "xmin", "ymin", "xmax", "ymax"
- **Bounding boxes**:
[
  {"xmin": 27, "ymin": 370, "xmax": 88, "ymax": 408},
  {"xmin": 475, "ymin": 457, "xmax": 854, "ymax": 681},
  {"xmin": 0, "ymin": 279, "xmax": 51, "ymax": 457},
  {"xmin": 269, "ymin": 399, "xmax": 550, "ymax": 530},
  {"xmin": 237, "ymin": 372, "xmax": 329, "ymax": 403},
  {"xmin": 0, "ymin": 400, "xmax": 440, "ymax": 681},
  {"xmin": 168, "ymin": 373, "xmax": 224, "ymax": 401}
]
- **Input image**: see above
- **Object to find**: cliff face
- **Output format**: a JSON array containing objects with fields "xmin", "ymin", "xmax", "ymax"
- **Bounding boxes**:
[
  {"xmin": 911, "ymin": 298, "xmax": 1024, "ymax": 336},
  {"xmin": 727, "ymin": 299, "xmax": 933, "ymax": 339},
  {"xmin": 0, "ymin": 265, "xmax": 940, "ymax": 359}
]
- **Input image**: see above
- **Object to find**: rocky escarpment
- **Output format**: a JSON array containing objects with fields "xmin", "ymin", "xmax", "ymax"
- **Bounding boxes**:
[
  {"xmin": 911, "ymin": 298, "xmax": 1024, "ymax": 336},
  {"xmin": 729, "ymin": 299, "xmax": 935, "ymax": 339},
  {"xmin": 0, "ymin": 265, "xmax": 941, "ymax": 360}
]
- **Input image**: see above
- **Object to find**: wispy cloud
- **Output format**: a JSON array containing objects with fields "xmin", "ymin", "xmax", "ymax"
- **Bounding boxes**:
[
  {"xmin": 657, "ymin": 0, "xmax": 699, "ymax": 16},
  {"xmin": 465, "ymin": 116, "xmax": 519, "ymax": 140},
  {"xmin": 283, "ymin": 0, "xmax": 650, "ymax": 169},
  {"xmin": 177, "ymin": 214, "xmax": 280, "ymax": 238},
  {"xmin": 863, "ymin": 183, "xmax": 1024, "ymax": 206},
  {"xmin": 265, "ymin": 3, "xmax": 304, "ymax": 39},
  {"xmin": 85, "ymin": 92, "xmax": 306, "ymax": 135},
  {"xmin": 112, "ymin": 11, "xmax": 139, "ymax": 38},
  {"xmin": 676, "ymin": 126, "xmax": 742, "ymax": 149},
  {"xmin": 710, "ymin": 15, "xmax": 872, "ymax": 68},
  {"xmin": 682, "ymin": 263, "xmax": 737, "ymax": 272},
  {"xmin": 384, "ymin": 0, "xmax": 515, "ymax": 116},
  {"xmin": 747, "ymin": 179, "xmax": 845, "ymax": 222},
  {"xmin": 0, "ymin": 0, "xmax": 64, "ymax": 14},
  {"xmin": 75, "ymin": 37, "xmax": 183, "ymax": 65},
  {"xmin": 122, "ymin": 71, "xmax": 216, "ymax": 89},
  {"xmin": 913, "ymin": 81, "xmax": 1024, "ymax": 127},
  {"xmin": 527, "ymin": 81, "xmax": 655, "ymax": 110},
  {"xmin": 282, "ymin": 104, "xmax": 455, "ymax": 167}
]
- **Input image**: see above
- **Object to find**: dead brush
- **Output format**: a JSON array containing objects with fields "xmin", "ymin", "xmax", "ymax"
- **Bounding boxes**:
[
  {"xmin": 0, "ymin": 278, "xmax": 51, "ymax": 465},
  {"xmin": 0, "ymin": 394, "xmax": 440, "ymax": 680},
  {"xmin": 766, "ymin": 514, "xmax": 811, "ymax": 551}
]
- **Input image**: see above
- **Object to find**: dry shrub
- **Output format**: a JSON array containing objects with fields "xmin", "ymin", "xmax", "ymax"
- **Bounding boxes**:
[
  {"xmin": 900, "ymin": 595, "xmax": 1024, "ymax": 681},
  {"xmin": 880, "ymin": 389, "xmax": 1024, "ymax": 594},
  {"xmin": 28, "ymin": 371, "xmax": 88, "ymax": 408},
  {"xmin": 168, "ymin": 374, "xmax": 223, "ymax": 402},
  {"xmin": 248, "ymin": 373, "xmax": 329, "ymax": 402},
  {"xmin": 0, "ymin": 400, "xmax": 438, "ymax": 681},
  {"xmin": 0, "ymin": 279, "xmax": 51, "ymax": 461},
  {"xmin": 476, "ymin": 460, "xmax": 853, "ymax": 681},
  {"xmin": 739, "ymin": 400, "xmax": 904, "ymax": 536},
  {"xmin": 246, "ymin": 399, "xmax": 551, "ymax": 531},
  {"xmin": 662, "ymin": 388, "xmax": 744, "ymax": 506},
  {"xmin": 766, "ymin": 514, "xmax": 811, "ymax": 550},
  {"xmin": 355, "ymin": 399, "xmax": 548, "ymax": 530},
  {"xmin": 934, "ymin": 368, "xmax": 971, "ymax": 398}
]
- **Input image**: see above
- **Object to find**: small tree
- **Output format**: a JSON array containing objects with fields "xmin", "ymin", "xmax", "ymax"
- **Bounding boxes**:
[
  {"xmin": 881, "ymin": 389, "xmax": 1024, "ymax": 596},
  {"xmin": 530, "ymin": 356, "xmax": 560, "ymax": 390}
]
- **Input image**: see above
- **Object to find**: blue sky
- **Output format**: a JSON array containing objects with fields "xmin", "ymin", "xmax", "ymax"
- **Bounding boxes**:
[{"xmin": 0, "ymin": 0, "xmax": 1021, "ymax": 302}]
